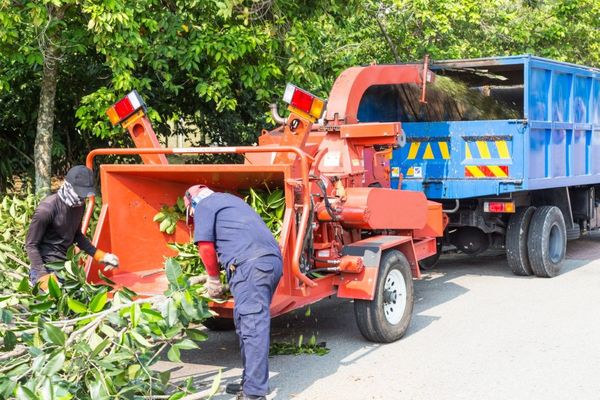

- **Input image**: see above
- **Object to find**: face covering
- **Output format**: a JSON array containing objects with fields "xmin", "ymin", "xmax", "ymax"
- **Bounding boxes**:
[{"xmin": 57, "ymin": 181, "xmax": 84, "ymax": 207}]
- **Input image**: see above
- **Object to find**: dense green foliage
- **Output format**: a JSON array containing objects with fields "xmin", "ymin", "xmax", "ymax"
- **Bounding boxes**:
[
  {"xmin": 2, "ymin": 0, "xmax": 599, "ymax": 191},
  {"xmin": 0, "ymin": 194, "xmax": 220, "ymax": 399}
]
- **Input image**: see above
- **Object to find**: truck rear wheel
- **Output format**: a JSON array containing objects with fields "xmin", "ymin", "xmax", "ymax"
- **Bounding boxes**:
[
  {"xmin": 354, "ymin": 250, "xmax": 414, "ymax": 343},
  {"xmin": 506, "ymin": 206, "xmax": 536, "ymax": 276},
  {"xmin": 527, "ymin": 206, "xmax": 566, "ymax": 278}
]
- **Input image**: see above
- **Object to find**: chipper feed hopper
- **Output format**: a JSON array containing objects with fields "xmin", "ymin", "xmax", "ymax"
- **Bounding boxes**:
[{"xmin": 82, "ymin": 63, "xmax": 445, "ymax": 342}]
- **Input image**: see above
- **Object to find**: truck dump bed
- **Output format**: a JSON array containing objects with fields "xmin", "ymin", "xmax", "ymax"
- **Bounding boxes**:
[{"xmin": 361, "ymin": 55, "xmax": 600, "ymax": 199}]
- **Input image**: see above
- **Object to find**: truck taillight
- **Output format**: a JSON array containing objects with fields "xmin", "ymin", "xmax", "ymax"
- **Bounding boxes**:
[
  {"xmin": 282, "ymin": 83, "xmax": 326, "ymax": 121},
  {"xmin": 106, "ymin": 90, "xmax": 146, "ymax": 126},
  {"xmin": 483, "ymin": 201, "xmax": 515, "ymax": 213}
]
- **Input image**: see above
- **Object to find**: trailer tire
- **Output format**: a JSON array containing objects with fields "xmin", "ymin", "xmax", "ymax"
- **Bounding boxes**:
[
  {"xmin": 201, "ymin": 317, "xmax": 235, "ymax": 331},
  {"xmin": 506, "ymin": 206, "xmax": 536, "ymax": 276},
  {"xmin": 354, "ymin": 250, "xmax": 414, "ymax": 343},
  {"xmin": 527, "ymin": 206, "xmax": 566, "ymax": 278}
]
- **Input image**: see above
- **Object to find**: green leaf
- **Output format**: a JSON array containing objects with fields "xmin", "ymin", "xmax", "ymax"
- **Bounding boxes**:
[
  {"xmin": 159, "ymin": 219, "xmax": 171, "ymax": 232},
  {"xmin": 207, "ymin": 368, "xmax": 222, "ymax": 399},
  {"xmin": 167, "ymin": 345, "xmax": 181, "ymax": 362},
  {"xmin": 181, "ymin": 290, "xmax": 198, "ymax": 319},
  {"xmin": 90, "ymin": 338, "xmax": 110, "ymax": 358},
  {"xmin": 1, "ymin": 309, "xmax": 13, "ymax": 324},
  {"xmin": 30, "ymin": 301, "xmax": 54, "ymax": 313},
  {"xmin": 153, "ymin": 211, "xmax": 166, "ymax": 222},
  {"xmin": 17, "ymin": 278, "xmax": 30, "ymax": 293},
  {"xmin": 141, "ymin": 308, "xmax": 163, "ymax": 322},
  {"xmin": 165, "ymin": 258, "xmax": 183, "ymax": 286},
  {"xmin": 97, "ymin": 270, "xmax": 116, "ymax": 285},
  {"xmin": 15, "ymin": 385, "xmax": 38, "ymax": 400},
  {"xmin": 47, "ymin": 276, "xmax": 61, "ymax": 299},
  {"xmin": 89, "ymin": 291, "xmax": 108, "ymax": 313},
  {"xmin": 130, "ymin": 331, "xmax": 153, "ymax": 348},
  {"xmin": 44, "ymin": 323, "xmax": 66, "ymax": 346},
  {"xmin": 159, "ymin": 370, "xmax": 171, "ymax": 385},
  {"xmin": 3, "ymin": 331, "xmax": 16, "ymax": 351},
  {"xmin": 67, "ymin": 297, "xmax": 88, "ymax": 314},
  {"xmin": 42, "ymin": 351, "xmax": 65, "ymax": 375},
  {"xmin": 162, "ymin": 298, "xmax": 178, "ymax": 327},
  {"xmin": 176, "ymin": 197, "xmax": 186, "ymax": 213},
  {"xmin": 127, "ymin": 364, "xmax": 141, "ymax": 380},
  {"xmin": 130, "ymin": 303, "xmax": 141, "ymax": 328},
  {"xmin": 168, "ymin": 393, "xmax": 185, "ymax": 400},
  {"xmin": 175, "ymin": 339, "xmax": 198, "ymax": 350},
  {"xmin": 186, "ymin": 328, "xmax": 208, "ymax": 342}
]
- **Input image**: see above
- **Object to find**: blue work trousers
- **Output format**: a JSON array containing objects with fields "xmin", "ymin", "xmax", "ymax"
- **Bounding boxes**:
[{"xmin": 229, "ymin": 255, "xmax": 282, "ymax": 397}]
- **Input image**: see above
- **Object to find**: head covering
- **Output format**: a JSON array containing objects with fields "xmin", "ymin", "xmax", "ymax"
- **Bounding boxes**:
[
  {"xmin": 184, "ymin": 185, "xmax": 214, "ymax": 210},
  {"xmin": 57, "ymin": 181, "xmax": 84, "ymax": 207},
  {"xmin": 65, "ymin": 165, "xmax": 96, "ymax": 198}
]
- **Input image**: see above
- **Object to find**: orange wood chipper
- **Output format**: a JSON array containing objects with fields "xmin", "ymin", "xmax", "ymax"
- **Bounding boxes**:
[{"xmin": 82, "ymin": 62, "xmax": 446, "ymax": 342}]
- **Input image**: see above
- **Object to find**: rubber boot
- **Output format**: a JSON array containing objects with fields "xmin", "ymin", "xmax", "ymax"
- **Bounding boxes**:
[
  {"xmin": 226, "ymin": 382, "xmax": 243, "ymax": 395},
  {"xmin": 236, "ymin": 394, "xmax": 266, "ymax": 400}
]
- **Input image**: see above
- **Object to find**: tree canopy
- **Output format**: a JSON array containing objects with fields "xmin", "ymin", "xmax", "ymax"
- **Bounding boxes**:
[{"xmin": 1, "ymin": 0, "xmax": 599, "ymax": 191}]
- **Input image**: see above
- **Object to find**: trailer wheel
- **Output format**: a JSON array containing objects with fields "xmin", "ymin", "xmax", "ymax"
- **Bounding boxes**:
[
  {"xmin": 506, "ymin": 206, "xmax": 536, "ymax": 276},
  {"xmin": 354, "ymin": 250, "xmax": 414, "ymax": 343},
  {"xmin": 201, "ymin": 317, "xmax": 235, "ymax": 331},
  {"xmin": 527, "ymin": 206, "xmax": 567, "ymax": 278}
]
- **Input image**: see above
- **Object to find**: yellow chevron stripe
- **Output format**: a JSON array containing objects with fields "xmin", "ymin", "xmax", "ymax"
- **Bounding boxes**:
[
  {"xmin": 438, "ymin": 142, "xmax": 450, "ymax": 159},
  {"xmin": 466, "ymin": 165, "xmax": 485, "ymax": 177},
  {"xmin": 488, "ymin": 165, "xmax": 508, "ymax": 177},
  {"xmin": 496, "ymin": 140, "xmax": 510, "ymax": 159},
  {"xmin": 476, "ymin": 141, "xmax": 491, "ymax": 159},
  {"xmin": 407, "ymin": 142, "xmax": 420, "ymax": 160},
  {"xmin": 465, "ymin": 143, "xmax": 473, "ymax": 159},
  {"xmin": 423, "ymin": 143, "xmax": 434, "ymax": 159}
]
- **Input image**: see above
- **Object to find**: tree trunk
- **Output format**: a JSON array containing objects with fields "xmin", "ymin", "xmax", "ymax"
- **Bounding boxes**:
[
  {"xmin": 34, "ymin": 5, "xmax": 65, "ymax": 194},
  {"xmin": 34, "ymin": 42, "xmax": 59, "ymax": 194}
]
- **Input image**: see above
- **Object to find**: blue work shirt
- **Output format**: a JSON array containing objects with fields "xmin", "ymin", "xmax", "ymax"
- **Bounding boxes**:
[{"xmin": 193, "ymin": 193, "xmax": 281, "ymax": 269}]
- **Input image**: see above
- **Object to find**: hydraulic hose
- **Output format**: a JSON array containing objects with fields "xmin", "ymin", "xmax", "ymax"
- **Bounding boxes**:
[{"xmin": 315, "ymin": 178, "xmax": 338, "ymax": 221}]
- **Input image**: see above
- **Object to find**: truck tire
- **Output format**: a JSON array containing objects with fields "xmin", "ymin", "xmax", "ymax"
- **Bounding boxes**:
[
  {"xmin": 201, "ymin": 317, "xmax": 235, "ymax": 331},
  {"xmin": 527, "ymin": 206, "xmax": 566, "ymax": 278},
  {"xmin": 506, "ymin": 206, "xmax": 536, "ymax": 276},
  {"xmin": 419, "ymin": 239, "xmax": 442, "ymax": 270},
  {"xmin": 354, "ymin": 250, "xmax": 414, "ymax": 343}
]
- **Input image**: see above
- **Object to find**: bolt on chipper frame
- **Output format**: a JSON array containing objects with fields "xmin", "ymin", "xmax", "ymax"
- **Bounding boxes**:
[{"xmin": 83, "ymin": 62, "xmax": 445, "ymax": 342}]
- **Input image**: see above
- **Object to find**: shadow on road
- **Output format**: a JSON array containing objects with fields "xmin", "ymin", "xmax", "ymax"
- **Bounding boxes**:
[{"xmin": 160, "ymin": 233, "xmax": 600, "ymax": 398}]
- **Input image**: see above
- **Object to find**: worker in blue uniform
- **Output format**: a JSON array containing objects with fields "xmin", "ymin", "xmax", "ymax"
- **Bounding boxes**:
[{"xmin": 184, "ymin": 185, "xmax": 283, "ymax": 400}]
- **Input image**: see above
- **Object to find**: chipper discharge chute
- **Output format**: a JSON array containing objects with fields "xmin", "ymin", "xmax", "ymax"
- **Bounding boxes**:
[{"xmin": 83, "ymin": 63, "xmax": 446, "ymax": 342}]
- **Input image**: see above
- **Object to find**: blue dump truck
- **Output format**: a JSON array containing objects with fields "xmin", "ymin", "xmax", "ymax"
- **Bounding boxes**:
[{"xmin": 359, "ymin": 55, "xmax": 600, "ymax": 277}]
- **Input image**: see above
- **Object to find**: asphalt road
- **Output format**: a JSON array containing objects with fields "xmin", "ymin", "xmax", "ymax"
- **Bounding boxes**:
[{"xmin": 157, "ymin": 233, "xmax": 600, "ymax": 399}]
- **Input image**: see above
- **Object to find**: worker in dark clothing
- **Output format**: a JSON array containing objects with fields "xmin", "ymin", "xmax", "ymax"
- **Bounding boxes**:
[
  {"xmin": 26, "ymin": 165, "xmax": 119, "ymax": 287},
  {"xmin": 184, "ymin": 185, "xmax": 282, "ymax": 400}
]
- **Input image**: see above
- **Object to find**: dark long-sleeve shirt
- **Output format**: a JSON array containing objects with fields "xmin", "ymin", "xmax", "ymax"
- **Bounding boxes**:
[{"xmin": 25, "ymin": 194, "xmax": 97, "ymax": 268}]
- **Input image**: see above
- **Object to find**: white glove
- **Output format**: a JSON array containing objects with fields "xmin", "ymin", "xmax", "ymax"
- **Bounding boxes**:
[
  {"xmin": 206, "ymin": 275, "xmax": 224, "ymax": 298},
  {"xmin": 100, "ymin": 253, "xmax": 119, "ymax": 271}
]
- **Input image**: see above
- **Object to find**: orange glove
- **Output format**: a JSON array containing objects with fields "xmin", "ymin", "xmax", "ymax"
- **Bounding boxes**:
[{"xmin": 94, "ymin": 250, "xmax": 120, "ymax": 271}]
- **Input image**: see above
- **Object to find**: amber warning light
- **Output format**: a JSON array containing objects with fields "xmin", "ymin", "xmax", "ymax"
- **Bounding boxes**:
[
  {"xmin": 282, "ymin": 83, "xmax": 326, "ymax": 121},
  {"xmin": 106, "ymin": 90, "xmax": 146, "ymax": 126}
]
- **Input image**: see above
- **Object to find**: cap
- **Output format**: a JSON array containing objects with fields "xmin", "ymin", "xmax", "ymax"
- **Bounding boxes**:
[
  {"xmin": 65, "ymin": 165, "xmax": 96, "ymax": 198},
  {"xmin": 184, "ymin": 185, "xmax": 214, "ymax": 209}
]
